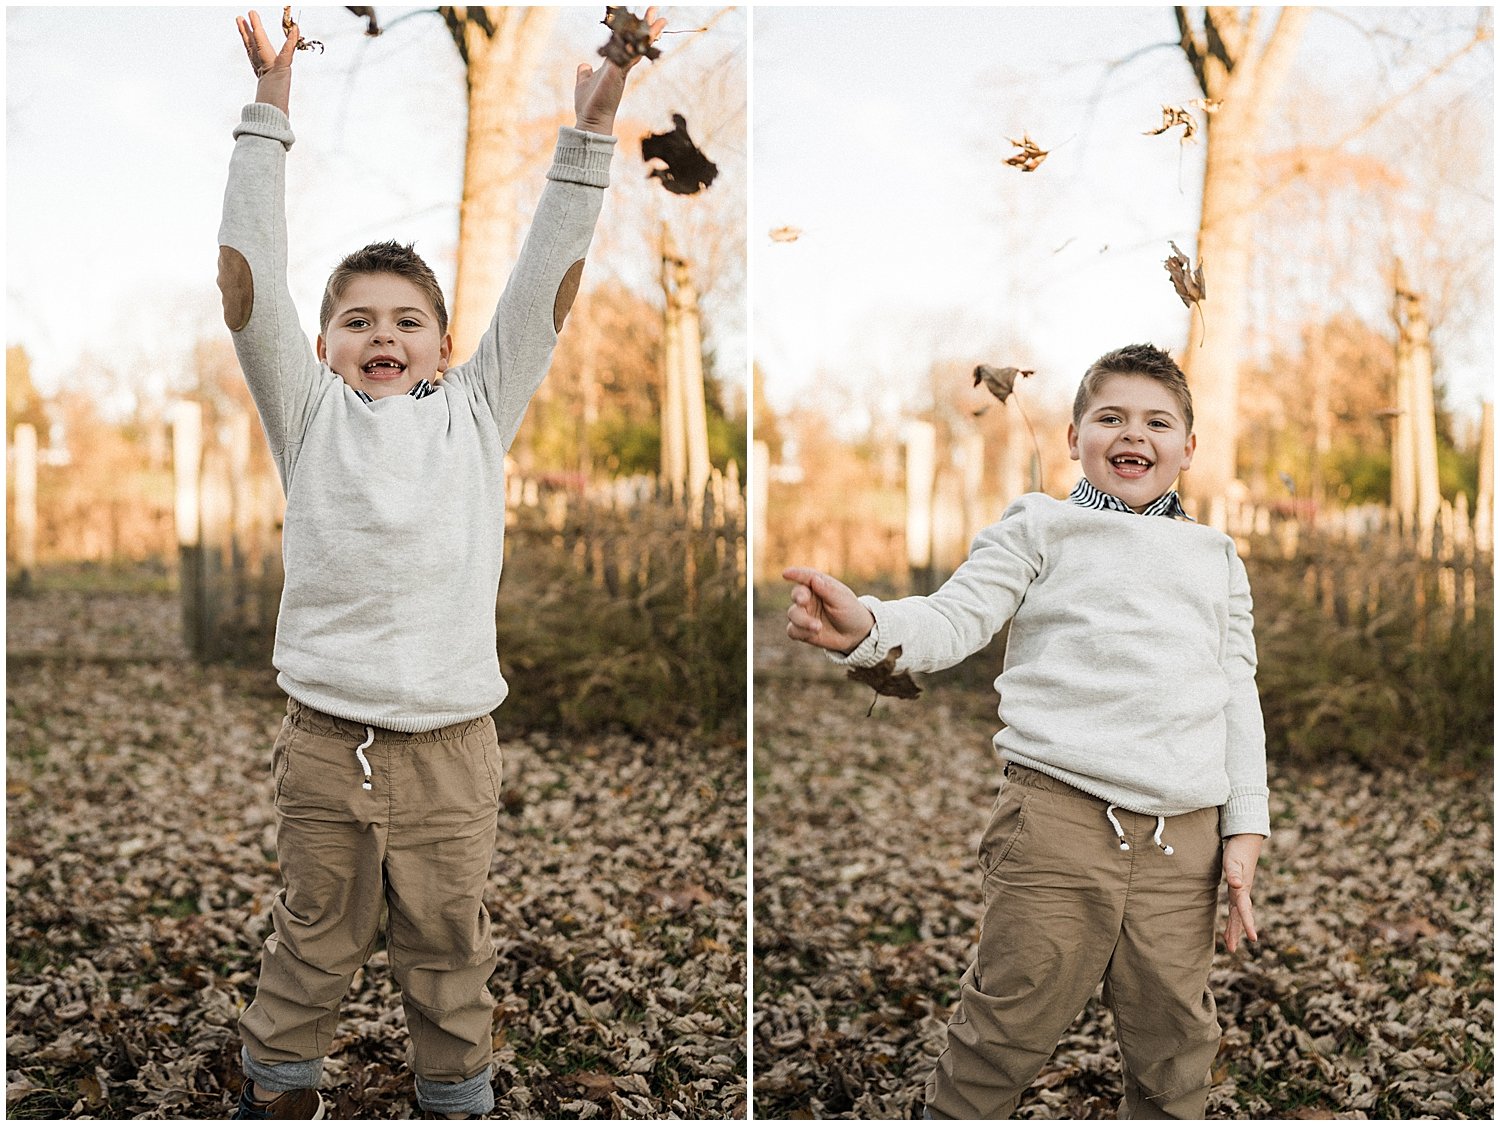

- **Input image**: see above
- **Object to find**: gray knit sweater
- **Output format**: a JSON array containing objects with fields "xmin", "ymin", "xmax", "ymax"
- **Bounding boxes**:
[
  {"xmin": 833, "ymin": 492, "xmax": 1271, "ymax": 837},
  {"xmin": 218, "ymin": 102, "xmax": 613, "ymax": 731}
]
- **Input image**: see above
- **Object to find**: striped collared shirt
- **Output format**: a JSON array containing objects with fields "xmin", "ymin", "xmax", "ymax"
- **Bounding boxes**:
[
  {"xmin": 1068, "ymin": 477, "xmax": 1193, "ymax": 520},
  {"xmin": 353, "ymin": 378, "xmax": 437, "ymax": 404}
]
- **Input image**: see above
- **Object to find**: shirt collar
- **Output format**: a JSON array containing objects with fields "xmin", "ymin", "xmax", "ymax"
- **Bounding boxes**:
[
  {"xmin": 1068, "ymin": 477, "xmax": 1193, "ymax": 521},
  {"xmin": 354, "ymin": 378, "xmax": 436, "ymax": 405}
]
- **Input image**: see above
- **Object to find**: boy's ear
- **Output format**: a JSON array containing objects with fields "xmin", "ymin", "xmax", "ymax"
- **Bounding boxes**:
[
  {"xmin": 316, "ymin": 334, "xmax": 327, "ymax": 365},
  {"xmin": 439, "ymin": 332, "xmax": 453, "ymax": 372},
  {"xmin": 1066, "ymin": 423, "xmax": 1081, "ymax": 461},
  {"xmin": 1180, "ymin": 431, "xmax": 1197, "ymax": 470}
]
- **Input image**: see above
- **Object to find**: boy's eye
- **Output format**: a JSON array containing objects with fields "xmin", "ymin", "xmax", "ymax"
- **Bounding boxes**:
[
  {"xmin": 345, "ymin": 318, "xmax": 368, "ymax": 329},
  {"xmin": 399, "ymin": 319, "xmax": 420, "ymax": 328}
]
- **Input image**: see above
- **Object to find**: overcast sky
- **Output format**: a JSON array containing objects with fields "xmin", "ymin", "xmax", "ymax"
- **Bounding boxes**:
[
  {"xmin": 752, "ymin": 5, "xmax": 1494, "ymax": 430},
  {"xmin": 6, "ymin": 4, "xmax": 746, "ymax": 413}
]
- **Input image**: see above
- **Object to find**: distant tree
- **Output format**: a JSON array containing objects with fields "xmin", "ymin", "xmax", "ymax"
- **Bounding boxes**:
[
  {"xmin": 1174, "ymin": 6, "xmax": 1309, "ymax": 508},
  {"xmin": 7, "ymin": 345, "xmax": 48, "ymax": 443}
]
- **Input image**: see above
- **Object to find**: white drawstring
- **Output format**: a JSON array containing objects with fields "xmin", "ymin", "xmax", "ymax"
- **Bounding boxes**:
[
  {"xmin": 1106, "ymin": 805, "xmax": 1174, "ymax": 855},
  {"xmin": 1105, "ymin": 804, "xmax": 1130, "ymax": 850},
  {"xmin": 355, "ymin": 726, "xmax": 374, "ymax": 790}
]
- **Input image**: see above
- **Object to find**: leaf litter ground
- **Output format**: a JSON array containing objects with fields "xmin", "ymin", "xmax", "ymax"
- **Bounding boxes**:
[
  {"xmin": 6, "ymin": 586, "xmax": 745, "ymax": 1119},
  {"xmin": 752, "ymin": 610, "xmax": 1492, "ymax": 1119}
]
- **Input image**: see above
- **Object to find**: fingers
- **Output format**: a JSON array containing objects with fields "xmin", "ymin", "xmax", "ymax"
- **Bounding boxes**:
[{"xmin": 576, "ymin": 62, "xmax": 594, "ymax": 85}]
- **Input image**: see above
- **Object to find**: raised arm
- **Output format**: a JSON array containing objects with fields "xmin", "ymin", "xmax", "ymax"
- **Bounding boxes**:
[
  {"xmin": 450, "ymin": 8, "xmax": 665, "ymax": 450},
  {"xmin": 218, "ymin": 10, "xmax": 322, "ymax": 478}
]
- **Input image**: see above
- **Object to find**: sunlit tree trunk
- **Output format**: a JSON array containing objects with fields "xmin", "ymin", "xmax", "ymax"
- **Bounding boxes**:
[
  {"xmin": 440, "ymin": 7, "xmax": 556, "ymax": 367},
  {"xmin": 1175, "ymin": 6, "xmax": 1307, "ymax": 515}
]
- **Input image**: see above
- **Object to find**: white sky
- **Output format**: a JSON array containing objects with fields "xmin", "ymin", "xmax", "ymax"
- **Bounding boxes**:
[
  {"xmin": 751, "ymin": 5, "xmax": 1495, "ymax": 430},
  {"xmin": 6, "ymin": 4, "xmax": 746, "ymax": 413}
]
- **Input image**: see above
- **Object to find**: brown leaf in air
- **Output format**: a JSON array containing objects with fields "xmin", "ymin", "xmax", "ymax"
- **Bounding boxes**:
[
  {"xmin": 642, "ymin": 114, "xmax": 719, "ymax": 195},
  {"xmin": 846, "ymin": 645, "xmax": 920, "ymax": 715},
  {"xmin": 1005, "ymin": 134, "xmax": 1049, "ymax": 172},
  {"xmin": 345, "ymin": 6, "xmax": 381, "ymax": 36},
  {"xmin": 769, "ymin": 226, "xmax": 803, "ymax": 244},
  {"xmin": 1165, "ymin": 242, "xmax": 1207, "ymax": 347},
  {"xmin": 600, "ymin": 6, "xmax": 661, "ymax": 67},
  {"xmin": 973, "ymin": 365, "xmax": 1034, "ymax": 405},
  {"xmin": 282, "ymin": 6, "xmax": 324, "ymax": 52},
  {"xmin": 1144, "ymin": 105, "xmax": 1198, "ymax": 142}
]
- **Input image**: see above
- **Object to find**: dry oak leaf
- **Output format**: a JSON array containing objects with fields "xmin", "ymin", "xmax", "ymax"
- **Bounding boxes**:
[
  {"xmin": 769, "ymin": 226, "xmax": 803, "ymax": 243},
  {"xmin": 1144, "ymin": 105, "xmax": 1198, "ymax": 142},
  {"xmin": 641, "ymin": 113, "xmax": 719, "ymax": 195},
  {"xmin": 600, "ymin": 6, "xmax": 661, "ymax": 67},
  {"xmin": 1005, "ymin": 134, "xmax": 1049, "ymax": 172},
  {"xmin": 1165, "ymin": 240, "xmax": 1207, "ymax": 325},
  {"xmin": 281, "ymin": 6, "xmax": 324, "ymax": 52},
  {"xmin": 847, "ymin": 645, "xmax": 921, "ymax": 715}
]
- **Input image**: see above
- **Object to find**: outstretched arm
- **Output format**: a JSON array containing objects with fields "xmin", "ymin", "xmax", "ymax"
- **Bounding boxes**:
[{"xmin": 453, "ymin": 8, "xmax": 665, "ymax": 449}]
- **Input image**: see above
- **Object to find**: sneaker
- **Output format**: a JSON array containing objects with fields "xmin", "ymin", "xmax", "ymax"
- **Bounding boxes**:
[{"xmin": 232, "ymin": 1079, "xmax": 326, "ymax": 1119}]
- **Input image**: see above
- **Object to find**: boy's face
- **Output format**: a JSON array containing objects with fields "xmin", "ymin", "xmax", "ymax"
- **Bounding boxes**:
[
  {"xmin": 317, "ymin": 272, "xmax": 452, "ymax": 400},
  {"xmin": 1067, "ymin": 372, "xmax": 1196, "ymax": 512}
]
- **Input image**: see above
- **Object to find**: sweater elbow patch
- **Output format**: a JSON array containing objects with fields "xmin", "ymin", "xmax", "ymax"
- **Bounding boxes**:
[
  {"xmin": 217, "ymin": 245, "xmax": 254, "ymax": 331},
  {"xmin": 553, "ymin": 259, "xmax": 586, "ymax": 332}
]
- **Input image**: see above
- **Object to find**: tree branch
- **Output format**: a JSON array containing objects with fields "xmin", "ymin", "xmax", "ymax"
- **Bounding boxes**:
[{"xmin": 1175, "ymin": 6, "xmax": 1208, "ymax": 93}]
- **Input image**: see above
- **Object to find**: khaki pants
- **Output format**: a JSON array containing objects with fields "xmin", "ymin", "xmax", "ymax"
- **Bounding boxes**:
[
  {"xmin": 925, "ymin": 764, "xmax": 1223, "ymax": 1120},
  {"xmin": 240, "ymin": 700, "xmax": 502, "ymax": 1112}
]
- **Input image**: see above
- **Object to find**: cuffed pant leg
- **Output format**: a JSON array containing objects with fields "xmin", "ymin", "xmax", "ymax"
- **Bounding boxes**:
[
  {"xmin": 240, "ymin": 717, "xmax": 387, "ymax": 1071},
  {"xmin": 925, "ymin": 776, "xmax": 1129, "ymax": 1119},
  {"xmin": 385, "ymin": 719, "xmax": 503, "ymax": 1115},
  {"xmin": 1103, "ymin": 805, "xmax": 1223, "ymax": 1120}
]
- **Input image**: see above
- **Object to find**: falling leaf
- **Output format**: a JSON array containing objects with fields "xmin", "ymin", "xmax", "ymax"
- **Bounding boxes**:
[
  {"xmin": 972, "ymin": 365, "xmax": 1034, "ymax": 405},
  {"xmin": 846, "ymin": 645, "xmax": 920, "ymax": 715},
  {"xmin": 1165, "ymin": 241, "xmax": 1208, "ymax": 348},
  {"xmin": 769, "ymin": 226, "xmax": 803, "ymax": 244},
  {"xmin": 599, "ymin": 6, "xmax": 661, "ymax": 68},
  {"xmin": 345, "ymin": 6, "xmax": 381, "ymax": 36},
  {"xmin": 1144, "ymin": 105, "xmax": 1198, "ymax": 142},
  {"xmin": 281, "ymin": 7, "xmax": 324, "ymax": 53},
  {"xmin": 641, "ymin": 114, "xmax": 719, "ymax": 195},
  {"xmin": 1005, "ymin": 134, "xmax": 1049, "ymax": 172}
]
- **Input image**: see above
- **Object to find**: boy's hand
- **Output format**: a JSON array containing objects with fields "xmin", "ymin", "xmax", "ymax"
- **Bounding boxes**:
[
  {"xmin": 1222, "ymin": 833, "xmax": 1262, "ymax": 953},
  {"xmin": 574, "ymin": 6, "xmax": 666, "ymax": 136},
  {"xmin": 236, "ymin": 10, "xmax": 299, "ymax": 117},
  {"xmin": 784, "ymin": 567, "xmax": 876, "ymax": 656}
]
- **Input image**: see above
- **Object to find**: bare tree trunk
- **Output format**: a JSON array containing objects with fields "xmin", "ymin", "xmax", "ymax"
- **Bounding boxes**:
[
  {"xmin": 1394, "ymin": 263, "xmax": 1442, "ymax": 546},
  {"xmin": 1175, "ymin": 7, "xmax": 1308, "ymax": 513},
  {"xmin": 440, "ymin": 7, "xmax": 556, "ymax": 366}
]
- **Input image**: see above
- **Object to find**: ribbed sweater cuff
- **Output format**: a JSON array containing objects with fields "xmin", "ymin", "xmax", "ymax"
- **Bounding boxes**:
[
  {"xmin": 548, "ymin": 126, "xmax": 616, "ymax": 188},
  {"xmin": 1220, "ymin": 785, "xmax": 1271, "ymax": 839},
  {"xmin": 234, "ymin": 102, "xmax": 296, "ymax": 149},
  {"xmin": 825, "ymin": 596, "xmax": 888, "ymax": 668}
]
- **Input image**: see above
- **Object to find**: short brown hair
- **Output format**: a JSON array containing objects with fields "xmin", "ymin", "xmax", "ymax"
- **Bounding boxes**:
[
  {"xmin": 319, "ymin": 240, "xmax": 448, "ymax": 336},
  {"xmin": 1072, "ymin": 343, "xmax": 1193, "ymax": 433}
]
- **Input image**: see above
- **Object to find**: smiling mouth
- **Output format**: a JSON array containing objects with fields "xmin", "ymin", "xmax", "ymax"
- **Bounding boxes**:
[
  {"xmin": 1109, "ymin": 454, "xmax": 1153, "ymax": 477},
  {"xmin": 362, "ymin": 358, "xmax": 407, "ymax": 379}
]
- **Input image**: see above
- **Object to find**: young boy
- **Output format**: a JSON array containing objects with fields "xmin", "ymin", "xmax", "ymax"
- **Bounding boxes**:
[
  {"xmin": 785, "ymin": 343, "xmax": 1268, "ymax": 1119},
  {"xmin": 220, "ymin": 8, "xmax": 662, "ymax": 1119}
]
